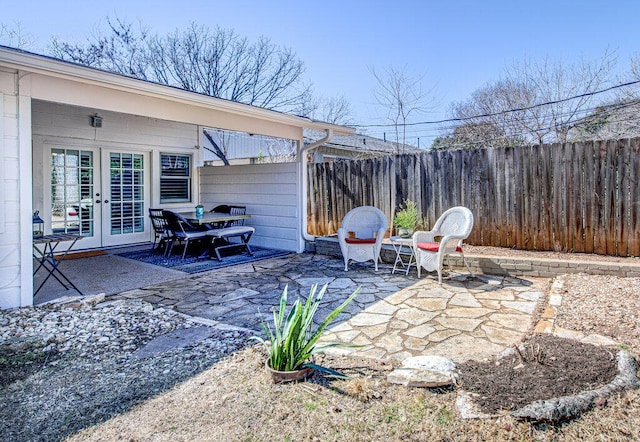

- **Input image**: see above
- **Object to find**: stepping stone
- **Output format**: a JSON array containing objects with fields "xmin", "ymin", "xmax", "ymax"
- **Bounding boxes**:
[
  {"xmin": 387, "ymin": 355, "xmax": 456, "ymax": 387},
  {"xmin": 131, "ymin": 326, "xmax": 215, "ymax": 359}
]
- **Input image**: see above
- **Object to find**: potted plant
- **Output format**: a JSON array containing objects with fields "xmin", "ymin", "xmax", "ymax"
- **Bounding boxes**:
[
  {"xmin": 393, "ymin": 199, "xmax": 421, "ymax": 238},
  {"xmin": 254, "ymin": 283, "xmax": 359, "ymax": 383}
]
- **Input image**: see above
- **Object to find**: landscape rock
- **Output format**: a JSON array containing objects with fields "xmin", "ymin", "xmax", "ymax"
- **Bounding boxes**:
[
  {"xmin": 387, "ymin": 355, "xmax": 456, "ymax": 387},
  {"xmin": 456, "ymin": 391, "xmax": 501, "ymax": 419}
]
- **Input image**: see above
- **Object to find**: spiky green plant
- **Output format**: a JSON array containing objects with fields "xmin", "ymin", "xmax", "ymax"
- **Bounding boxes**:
[{"xmin": 254, "ymin": 283, "xmax": 359, "ymax": 372}]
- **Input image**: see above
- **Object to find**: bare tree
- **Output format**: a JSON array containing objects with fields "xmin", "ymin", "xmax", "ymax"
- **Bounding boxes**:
[
  {"xmin": 572, "ymin": 53, "xmax": 640, "ymax": 140},
  {"xmin": 505, "ymin": 51, "xmax": 616, "ymax": 144},
  {"xmin": 371, "ymin": 66, "xmax": 435, "ymax": 152},
  {"xmin": 0, "ymin": 21, "xmax": 34, "ymax": 49},
  {"xmin": 310, "ymin": 96, "xmax": 354, "ymax": 125},
  {"xmin": 439, "ymin": 80, "xmax": 530, "ymax": 149},
  {"xmin": 49, "ymin": 17, "xmax": 312, "ymax": 113},
  {"xmin": 439, "ymin": 50, "xmax": 617, "ymax": 148}
]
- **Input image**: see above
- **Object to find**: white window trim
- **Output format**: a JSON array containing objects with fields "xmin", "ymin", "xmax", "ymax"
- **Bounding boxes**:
[{"xmin": 159, "ymin": 152, "xmax": 193, "ymax": 204}]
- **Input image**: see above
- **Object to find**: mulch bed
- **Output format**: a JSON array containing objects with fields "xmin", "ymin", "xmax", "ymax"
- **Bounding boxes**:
[{"xmin": 457, "ymin": 334, "xmax": 619, "ymax": 414}]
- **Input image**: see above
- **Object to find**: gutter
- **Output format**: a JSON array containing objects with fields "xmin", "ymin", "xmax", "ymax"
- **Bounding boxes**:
[{"xmin": 300, "ymin": 129, "xmax": 333, "ymax": 242}]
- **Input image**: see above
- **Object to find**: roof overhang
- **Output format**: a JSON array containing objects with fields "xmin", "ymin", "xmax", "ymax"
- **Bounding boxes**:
[{"xmin": 0, "ymin": 45, "xmax": 354, "ymax": 136}]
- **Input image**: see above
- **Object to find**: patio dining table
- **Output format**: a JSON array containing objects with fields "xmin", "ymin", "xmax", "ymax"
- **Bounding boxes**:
[
  {"xmin": 179, "ymin": 211, "xmax": 250, "ymax": 227},
  {"xmin": 179, "ymin": 211, "xmax": 253, "ymax": 259}
]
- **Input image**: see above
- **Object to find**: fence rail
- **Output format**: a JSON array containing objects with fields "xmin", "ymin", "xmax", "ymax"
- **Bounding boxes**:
[{"xmin": 307, "ymin": 138, "xmax": 640, "ymax": 257}]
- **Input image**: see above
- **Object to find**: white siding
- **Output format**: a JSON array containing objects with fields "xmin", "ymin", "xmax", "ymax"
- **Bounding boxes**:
[
  {"xmin": 32, "ymin": 100, "xmax": 198, "ymax": 149},
  {"xmin": 199, "ymin": 162, "xmax": 301, "ymax": 252},
  {"xmin": 31, "ymin": 101, "xmax": 203, "ymax": 235},
  {"xmin": 0, "ymin": 70, "xmax": 22, "ymax": 308}
]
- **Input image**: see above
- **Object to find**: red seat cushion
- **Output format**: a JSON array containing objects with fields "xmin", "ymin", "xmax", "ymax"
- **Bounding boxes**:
[
  {"xmin": 345, "ymin": 237, "xmax": 376, "ymax": 244},
  {"xmin": 417, "ymin": 241, "xmax": 462, "ymax": 252}
]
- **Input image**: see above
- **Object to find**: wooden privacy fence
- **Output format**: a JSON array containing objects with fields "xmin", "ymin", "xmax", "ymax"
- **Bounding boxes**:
[{"xmin": 307, "ymin": 138, "xmax": 640, "ymax": 257}]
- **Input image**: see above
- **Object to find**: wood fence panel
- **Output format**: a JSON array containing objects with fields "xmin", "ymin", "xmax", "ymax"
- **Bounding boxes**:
[
  {"xmin": 480, "ymin": 148, "xmax": 490, "ymax": 245},
  {"xmin": 550, "ymin": 144, "xmax": 562, "ymax": 251},
  {"xmin": 594, "ymin": 140, "xmax": 607, "ymax": 254},
  {"xmin": 488, "ymin": 149, "xmax": 501, "ymax": 246},
  {"xmin": 306, "ymin": 137, "xmax": 640, "ymax": 256},
  {"xmin": 541, "ymin": 143, "xmax": 554, "ymax": 250},
  {"xmin": 564, "ymin": 143, "xmax": 575, "ymax": 252},
  {"xmin": 630, "ymin": 139, "xmax": 640, "ymax": 256},
  {"xmin": 583, "ymin": 141, "xmax": 595, "ymax": 253},
  {"xmin": 530, "ymin": 145, "xmax": 542, "ymax": 249},
  {"xmin": 605, "ymin": 140, "xmax": 618, "ymax": 255},
  {"xmin": 617, "ymin": 139, "xmax": 630, "ymax": 256},
  {"xmin": 512, "ymin": 146, "xmax": 524, "ymax": 249}
]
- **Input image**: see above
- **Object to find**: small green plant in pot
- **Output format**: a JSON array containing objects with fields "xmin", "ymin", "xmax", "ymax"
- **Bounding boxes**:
[
  {"xmin": 253, "ymin": 283, "xmax": 359, "ymax": 383},
  {"xmin": 393, "ymin": 199, "xmax": 421, "ymax": 238}
]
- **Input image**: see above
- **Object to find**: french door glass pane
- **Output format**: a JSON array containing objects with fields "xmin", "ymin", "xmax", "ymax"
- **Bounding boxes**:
[
  {"xmin": 110, "ymin": 153, "xmax": 145, "ymax": 235},
  {"xmin": 50, "ymin": 148, "xmax": 94, "ymax": 236}
]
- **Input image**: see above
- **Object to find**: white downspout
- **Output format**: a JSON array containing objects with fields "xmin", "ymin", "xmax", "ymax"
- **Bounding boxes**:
[{"xmin": 300, "ymin": 129, "xmax": 333, "ymax": 243}]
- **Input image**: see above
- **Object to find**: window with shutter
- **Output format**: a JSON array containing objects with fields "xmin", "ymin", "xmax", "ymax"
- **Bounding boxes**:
[{"xmin": 160, "ymin": 153, "xmax": 191, "ymax": 203}]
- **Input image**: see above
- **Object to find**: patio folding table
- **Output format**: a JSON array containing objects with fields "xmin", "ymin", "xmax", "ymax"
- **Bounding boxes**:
[
  {"xmin": 390, "ymin": 235, "xmax": 416, "ymax": 275},
  {"xmin": 33, "ymin": 233, "xmax": 84, "ymax": 297}
]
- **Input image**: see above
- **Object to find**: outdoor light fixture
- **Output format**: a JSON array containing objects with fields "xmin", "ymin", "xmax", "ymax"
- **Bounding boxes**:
[{"xmin": 91, "ymin": 114, "xmax": 103, "ymax": 128}]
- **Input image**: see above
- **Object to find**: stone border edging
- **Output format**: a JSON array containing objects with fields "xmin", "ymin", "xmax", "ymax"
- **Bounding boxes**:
[
  {"xmin": 510, "ymin": 349, "xmax": 640, "ymax": 421},
  {"xmin": 313, "ymin": 237, "xmax": 640, "ymax": 279},
  {"xmin": 533, "ymin": 275, "xmax": 620, "ymax": 346},
  {"xmin": 457, "ymin": 349, "xmax": 640, "ymax": 421}
]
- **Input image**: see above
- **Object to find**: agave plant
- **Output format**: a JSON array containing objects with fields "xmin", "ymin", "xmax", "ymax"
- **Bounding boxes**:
[{"xmin": 254, "ymin": 283, "xmax": 359, "ymax": 372}]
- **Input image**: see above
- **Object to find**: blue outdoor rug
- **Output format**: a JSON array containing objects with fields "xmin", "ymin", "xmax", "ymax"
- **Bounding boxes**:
[{"xmin": 117, "ymin": 246, "xmax": 291, "ymax": 274}]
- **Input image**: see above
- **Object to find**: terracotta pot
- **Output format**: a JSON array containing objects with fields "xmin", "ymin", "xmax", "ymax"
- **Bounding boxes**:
[{"xmin": 265, "ymin": 361, "xmax": 313, "ymax": 384}]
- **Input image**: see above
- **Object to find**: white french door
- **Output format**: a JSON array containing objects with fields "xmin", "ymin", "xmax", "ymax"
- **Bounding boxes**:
[
  {"xmin": 101, "ymin": 150, "xmax": 150, "ymax": 246},
  {"xmin": 49, "ymin": 146, "xmax": 150, "ymax": 248}
]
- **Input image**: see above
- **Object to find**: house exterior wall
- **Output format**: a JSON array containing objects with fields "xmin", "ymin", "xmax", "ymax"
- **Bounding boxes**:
[
  {"xmin": 31, "ymin": 100, "xmax": 203, "ymax": 233},
  {"xmin": 0, "ymin": 68, "xmax": 32, "ymax": 309},
  {"xmin": 199, "ymin": 162, "xmax": 301, "ymax": 252}
]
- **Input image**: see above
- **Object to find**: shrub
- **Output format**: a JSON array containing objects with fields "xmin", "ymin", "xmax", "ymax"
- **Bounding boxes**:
[
  {"xmin": 254, "ymin": 284, "xmax": 359, "ymax": 372},
  {"xmin": 393, "ymin": 199, "xmax": 421, "ymax": 232}
]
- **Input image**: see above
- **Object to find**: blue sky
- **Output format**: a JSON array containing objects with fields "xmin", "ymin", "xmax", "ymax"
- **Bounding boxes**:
[{"xmin": 3, "ymin": 1, "xmax": 638, "ymax": 145}]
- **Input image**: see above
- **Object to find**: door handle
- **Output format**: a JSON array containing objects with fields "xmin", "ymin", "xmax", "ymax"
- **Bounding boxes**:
[
  {"xmin": 104, "ymin": 200, "xmax": 109, "ymax": 203},
  {"xmin": 95, "ymin": 200, "xmax": 101, "ymax": 203}
]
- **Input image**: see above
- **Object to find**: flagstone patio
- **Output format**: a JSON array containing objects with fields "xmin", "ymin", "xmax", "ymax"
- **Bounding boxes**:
[{"xmin": 112, "ymin": 253, "xmax": 548, "ymax": 363}]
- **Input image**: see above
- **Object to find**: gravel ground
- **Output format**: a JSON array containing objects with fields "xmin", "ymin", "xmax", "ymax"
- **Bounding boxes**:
[
  {"xmin": 0, "ymin": 296, "xmax": 250, "ymax": 442},
  {"xmin": 464, "ymin": 244, "xmax": 640, "ymax": 264},
  {"xmin": 555, "ymin": 273, "xmax": 640, "ymax": 353}
]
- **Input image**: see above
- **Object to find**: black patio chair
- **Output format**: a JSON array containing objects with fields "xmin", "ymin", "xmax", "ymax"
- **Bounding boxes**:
[
  {"xmin": 162, "ymin": 210, "xmax": 209, "ymax": 259},
  {"xmin": 149, "ymin": 208, "xmax": 170, "ymax": 254},
  {"xmin": 208, "ymin": 204, "xmax": 247, "ymax": 228}
]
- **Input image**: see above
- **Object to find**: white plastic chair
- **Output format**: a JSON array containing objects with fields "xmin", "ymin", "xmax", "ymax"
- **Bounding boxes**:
[
  {"xmin": 337, "ymin": 206, "xmax": 388, "ymax": 271},
  {"xmin": 412, "ymin": 206, "xmax": 474, "ymax": 284}
]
